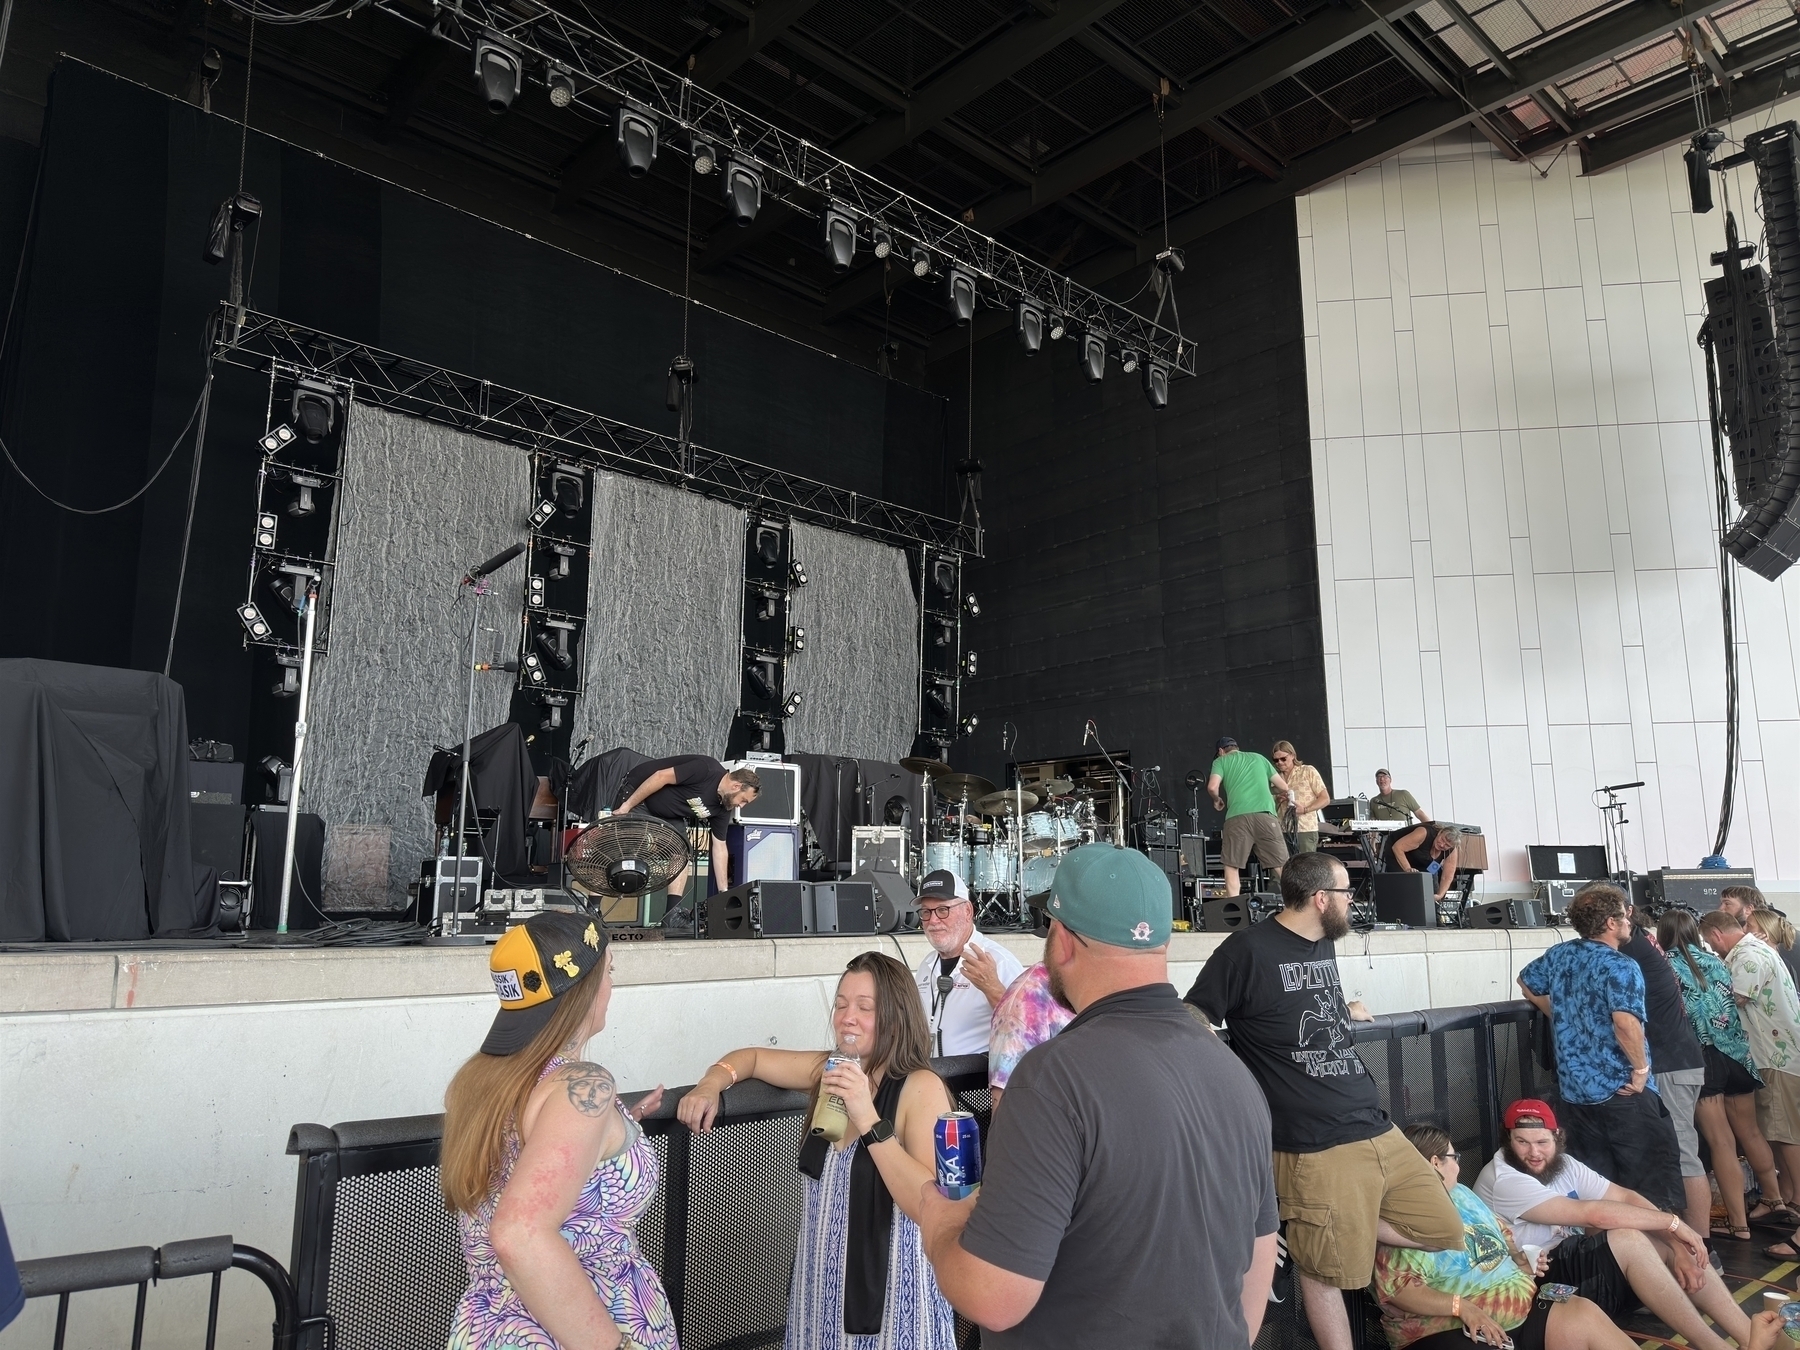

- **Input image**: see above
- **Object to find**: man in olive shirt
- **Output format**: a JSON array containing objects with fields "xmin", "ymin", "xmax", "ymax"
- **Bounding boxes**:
[
  {"xmin": 1209, "ymin": 736, "xmax": 1292, "ymax": 896},
  {"xmin": 1369, "ymin": 769, "xmax": 1429, "ymax": 824}
]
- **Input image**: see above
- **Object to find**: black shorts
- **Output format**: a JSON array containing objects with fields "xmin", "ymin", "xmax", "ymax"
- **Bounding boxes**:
[
  {"xmin": 1561, "ymin": 1092, "xmax": 1685, "ymax": 1215},
  {"xmin": 1702, "ymin": 1044, "xmax": 1762, "ymax": 1099},
  {"xmin": 1544, "ymin": 1232, "xmax": 1635, "ymax": 1319},
  {"xmin": 1405, "ymin": 1297, "xmax": 1553, "ymax": 1350}
]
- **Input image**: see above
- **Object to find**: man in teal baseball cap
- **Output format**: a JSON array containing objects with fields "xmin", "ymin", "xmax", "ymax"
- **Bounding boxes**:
[{"xmin": 919, "ymin": 843, "xmax": 1281, "ymax": 1349}]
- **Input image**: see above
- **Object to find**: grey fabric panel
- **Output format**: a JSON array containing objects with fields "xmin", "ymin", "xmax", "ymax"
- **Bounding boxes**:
[
  {"xmin": 571, "ymin": 473, "xmax": 742, "ymax": 761},
  {"xmin": 304, "ymin": 404, "xmax": 529, "ymax": 904},
  {"xmin": 785, "ymin": 523, "xmax": 918, "ymax": 761}
]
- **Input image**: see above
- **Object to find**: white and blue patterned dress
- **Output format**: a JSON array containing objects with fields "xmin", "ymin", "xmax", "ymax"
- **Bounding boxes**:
[{"xmin": 785, "ymin": 1137, "xmax": 956, "ymax": 1350}]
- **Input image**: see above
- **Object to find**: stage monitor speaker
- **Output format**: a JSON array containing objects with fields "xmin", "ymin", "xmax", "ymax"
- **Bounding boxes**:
[
  {"xmin": 814, "ymin": 881, "xmax": 877, "ymax": 935},
  {"xmin": 858, "ymin": 868, "xmax": 919, "ymax": 933},
  {"xmin": 1373, "ymin": 871, "xmax": 1437, "ymax": 927},
  {"xmin": 753, "ymin": 880, "xmax": 812, "ymax": 936},
  {"xmin": 1468, "ymin": 899, "xmax": 1547, "ymax": 928},
  {"xmin": 191, "ymin": 802, "xmax": 247, "ymax": 879},
  {"xmin": 708, "ymin": 881, "xmax": 758, "ymax": 938},
  {"xmin": 1202, "ymin": 897, "xmax": 1250, "ymax": 931}
]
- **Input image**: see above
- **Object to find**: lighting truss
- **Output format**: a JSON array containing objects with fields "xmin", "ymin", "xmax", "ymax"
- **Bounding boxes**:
[
  {"xmin": 366, "ymin": 0, "xmax": 1193, "ymax": 378},
  {"xmin": 214, "ymin": 307, "xmax": 980, "ymax": 555}
]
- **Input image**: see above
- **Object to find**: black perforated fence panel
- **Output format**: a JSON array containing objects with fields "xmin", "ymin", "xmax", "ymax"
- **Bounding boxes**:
[{"xmin": 328, "ymin": 1165, "xmax": 465, "ymax": 1350}]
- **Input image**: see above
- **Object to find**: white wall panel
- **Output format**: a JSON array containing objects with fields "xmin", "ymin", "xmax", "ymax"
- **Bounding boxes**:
[{"xmin": 1304, "ymin": 130, "xmax": 1800, "ymax": 883}]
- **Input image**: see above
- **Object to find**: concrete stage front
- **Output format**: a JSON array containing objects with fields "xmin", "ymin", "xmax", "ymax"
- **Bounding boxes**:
[{"xmin": 0, "ymin": 927, "xmax": 1557, "ymax": 1349}]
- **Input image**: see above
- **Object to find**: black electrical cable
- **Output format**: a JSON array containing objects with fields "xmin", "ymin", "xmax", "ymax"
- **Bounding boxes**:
[
  {"xmin": 1699, "ymin": 328, "xmax": 1741, "ymax": 856},
  {"xmin": 0, "ymin": 377, "xmax": 210, "ymax": 515}
]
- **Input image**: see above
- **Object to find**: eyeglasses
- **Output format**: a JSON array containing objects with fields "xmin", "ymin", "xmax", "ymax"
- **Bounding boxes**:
[
  {"xmin": 1435, "ymin": 1150, "xmax": 1461, "ymax": 1162},
  {"xmin": 918, "ymin": 902, "xmax": 970, "ymax": 921},
  {"xmin": 1321, "ymin": 887, "xmax": 1356, "ymax": 896}
]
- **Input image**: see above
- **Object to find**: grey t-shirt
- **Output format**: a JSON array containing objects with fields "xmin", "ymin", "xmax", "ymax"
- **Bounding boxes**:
[{"xmin": 959, "ymin": 983, "xmax": 1278, "ymax": 1349}]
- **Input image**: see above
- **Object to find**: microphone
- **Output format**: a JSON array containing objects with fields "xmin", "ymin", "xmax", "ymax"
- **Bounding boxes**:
[
  {"xmin": 474, "ymin": 660, "xmax": 520, "ymax": 672},
  {"xmin": 464, "ymin": 542, "xmax": 526, "ymax": 585},
  {"xmin": 1082, "ymin": 720, "xmax": 1093, "ymax": 747},
  {"xmin": 1601, "ymin": 780, "xmax": 1645, "ymax": 792}
]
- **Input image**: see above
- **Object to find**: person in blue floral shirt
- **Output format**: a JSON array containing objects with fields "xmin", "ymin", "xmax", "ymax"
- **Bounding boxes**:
[
  {"xmin": 1657, "ymin": 908, "xmax": 1786, "ymax": 1241},
  {"xmin": 1517, "ymin": 884, "xmax": 1684, "ymax": 1216}
]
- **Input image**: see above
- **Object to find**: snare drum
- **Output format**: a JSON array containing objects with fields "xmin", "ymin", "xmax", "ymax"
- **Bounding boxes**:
[
  {"xmin": 1023, "ymin": 852, "xmax": 1061, "ymax": 898},
  {"xmin": 923, "ymin": 842, "xmax": 970, "ymax": 883},
  {"xmin": 1049, "ymin": 812, "xmax": 1082, "ymax": 849},
  {"xmin": 1022, "ymin": 811, "xmax": 1059, "ymax": 850},
  {"xmin": 971, "ymin": 845, "xmax": 1016, "ymax": 893}
]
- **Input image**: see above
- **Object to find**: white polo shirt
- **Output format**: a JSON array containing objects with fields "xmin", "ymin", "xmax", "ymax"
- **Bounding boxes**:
[{"xmin": 914, "ymin": 932, "xmax": 1025, "ymax": 1057}]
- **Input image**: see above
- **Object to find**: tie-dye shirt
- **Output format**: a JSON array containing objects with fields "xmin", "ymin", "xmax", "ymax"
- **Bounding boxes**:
[
  {"xmin": 1373, "ymin": 1184, "xmax": 1534, "ymax": 1349},
  {"xmin": 987, "ymin": 964, "xmax": 1075, "ymax": 1090}
]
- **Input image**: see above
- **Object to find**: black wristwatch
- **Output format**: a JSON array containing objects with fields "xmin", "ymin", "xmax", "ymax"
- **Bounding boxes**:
[{"xmin": 860, "ymin": 1118, "xmax": 896, "ymax": 1148}]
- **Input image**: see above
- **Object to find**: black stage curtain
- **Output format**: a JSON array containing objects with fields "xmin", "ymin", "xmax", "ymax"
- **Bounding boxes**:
[
  {"xmin": 789, "ymin": 753, "xmax": 922, "ymax": 869},
  {"xmin": 422, "ymin": 722, "xmax": 537, "ymax": 886},
  {"xmin": 248, "ymin": 810, "xmax": 325, "ymax": 931},
  {"xmin": 0, "ymin": 659, "xmax": 199, "ymax": 940},
  {"xmin": 563, "ymin": 746, "xmax": 651, "ymax": 823}
]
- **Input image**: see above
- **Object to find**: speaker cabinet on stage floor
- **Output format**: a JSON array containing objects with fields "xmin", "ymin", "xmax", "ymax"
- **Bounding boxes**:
[
  {"xmin": 192, "ymin": 803, "xmax": 247, "ymax": 880},
  {"xmin": 707, "ymin": 879, "xmax": 871, "ymax": 937},
  {"xmin": 249, "ymin": 810, "xmax": 326, "ymax": 930},
  {"xmin": 857, "ymin": 868, "xmax": 919, "ymax": 933},
  {"xmin": 1202, "ymin": 897, "xmax": 1250, "ymax": 931},
  {"xmin": 1145, "ymin": 845, "xmax": 1183, "ymax": 921},
  {"xmin": 751, "ymin": 880, "xmax": 813, "ymax": 936},
  {"xmin": 814, "ymin": 882, "xmax": 877, "ymax": 935},
  {"xmin": 1373, "ymin": 871, "xmax": 1437, "ymax": 927},
  {"xmin": 1468, "ymin": 899, "xmax": 1546, "ymax": 928}
]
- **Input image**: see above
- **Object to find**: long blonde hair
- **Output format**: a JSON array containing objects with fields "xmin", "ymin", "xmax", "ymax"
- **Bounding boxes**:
[
  {"xmin": 441, "ymin": 965, "xmax": 601, "ymax": 1213},
  {"xmin": 1749, "ymin": 909, "xmax": 1797, "ymax": 953}
]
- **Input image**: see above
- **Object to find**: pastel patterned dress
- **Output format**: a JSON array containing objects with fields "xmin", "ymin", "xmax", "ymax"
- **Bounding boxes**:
[
  {"xmin": 786, "ymin": 1135, "xmax": 955, "ymax": 1350},
  {"xmin": 446, "ymin": 1058, "xmax": 677, "ymax": 1350}
]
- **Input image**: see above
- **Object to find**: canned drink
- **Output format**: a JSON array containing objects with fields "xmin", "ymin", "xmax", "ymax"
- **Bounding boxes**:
[{"xmin": 935, "ymin": 1111, "xmax": 983, "ymax": 1199}]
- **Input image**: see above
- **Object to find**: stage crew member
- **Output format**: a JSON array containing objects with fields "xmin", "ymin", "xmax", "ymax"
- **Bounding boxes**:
[
  {"xmin": 1271, "ymin": 741, "xmax": 1331, "ymax": 855},
  {"xmin": 912, "ymin": 869, "xmax": 1024, "ymax": 1057},
  {"xmin": 1208, "ymin": 736, "xmax": 1292, "ymax": 897},
  {"xmin": 613, "ymin": 757, "xmax": 760, "ymax": 895},
  {"xmin": 1388, "ymin": 824, "xmax": 1461, "ymax": 902}
]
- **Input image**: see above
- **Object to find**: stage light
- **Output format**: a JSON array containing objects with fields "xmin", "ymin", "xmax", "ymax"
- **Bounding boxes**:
[
  {"xmin": 871, "ymin": 226, "xmax": 892, "ymax": 259},
  {"xmin": 788, "ymin": 626, "xmax": 806, "ymax": 652},
  {"xmin": 535, "ymin": 626, "xmax": 574, "ymax": 671},
  {"xmin": 782, "ymin": 691, "xmax": 803, "ymax": 717},
  {"xmin": 255, "ymin": 513, "xmax": 278, "ymax": 550},
  {"xmin": 1079, "ymin": 331, "xmax": 1106, "ymax": 383},
  {"xmin": 291, "ymin": 380, "xmax": 341, "ymax": 443},
  {"xmin": 1118, "ymin": 347, "xmax": 1139, "ymax": 374},
  {"xmin": 522, "ymin": 651, "xmax": 548, "ymax": 685},
  {"xmin": 755, "ymin": 594, "xmax": 779, "ymax": 622},
  {"xmin": 1014, "ymin": 298, "xmax": 1044, "ymax": 354},
  {"xmin": 910, "ymin": 245, "xmax": 931, "ymax": 278},
  {"xmin": 203, "ymin": 192, "xmax": 261, "ymax": 266},
  {"xmin": 551, "ymin": 467, "xmax": 585, "ymax": 515},
  {"xmin": 1142, "ymin": 360, "xmax": 1169, "ymax": 409},
  {"xmin": 964, "ymin": 592, "xmax": 980, "ymax": 618},
  {"xmin": 722, "ymin": 160, "xmax": 762, "ymax": 226},
  {"xmin": 690, "ymin": 136, "xmax": 718, "ymax": 175},
  {"xmin": 945, "ymin": 267, "xmax": 976, "ymax": 325},
  {"xmin": 473, "ymin": 33, "xmax": 523, "ymax": 113},
  {"xmin": 746, "ymin": 660, "xmax": 774, "ymax": 700},
  {"xmin": 550, "ymin": 543, "xmax": 576, "ymax": 578},
  {"xmin": 538, "ymin": 692, "xmax": 569, "ymax": 730},
  {"xmin": 1048, "ymin": 313, "xmax": 1067, "ymax": 341},
  {"xmin": 931, "ymin": 559, "xmax": 956, "ymax": 597},
  {"xmin": 823, "ymin": 206, "xmax": 856, "ymax": 272},
  {"xmin": 286, "ymin": 472, "xmax": 323, "ymax": 518},
  {"xmin": 616, "ymin": 104, "xmax": 658, "ymax": 178},
  {"xmin": 790, "ymin": 559, "xmax": 808, "ymax": 587},
  {"xmin": 237, "ymin": 602, "xmax": 271, "ymax": 641},
  {"xmin": 258, "ymin": 424, "xmax": 296, "ymax": 455},
  {"xmin": 755, "ymin": 525, "xmax": 782, "ymax": 566},
  {"xmin": 964, "ymin": 650, "xmax": 977, "ymax": 676},
  {"xmin": 261, "ymin": 755, "xmax": 293, "ymax": 803},
  {"xmin": 547, "ymin": 69, "xmax": 576, "ymax": 109},
  {"xmin": 527, "ymin": 574, "xmax": 547, "ymax": 608},
  {"xmin": 931, "ymin": 617, "xmax": 954, "ymax": 648},
  {"xmin": 529, "ymin": 499, "xmax": 557, "ymax": 529},
  {"xmin": 273, "ymin": 656, "xmax": 301, "ymax": 698},
  {"xmin": 926, "ymin": 684, "xmax": 952, "ymax": 715},
  {"xmin": 960, "ymin": 715, "xmax": 979, "ymax": 736}
]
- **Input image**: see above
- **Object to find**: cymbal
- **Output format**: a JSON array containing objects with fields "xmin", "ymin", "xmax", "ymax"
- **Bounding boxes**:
[
  {"xmin": 975, "ymin": 789, "xmax": 1039, "ymax": 816},
  {"xmin": 935, "ymin": 773, "xmax": 996, "ymax": 802},
  {"xmin": 900, "ymin": 755, "xmax": 949, "ymax": 778},
  {"xmin": 1035, "ymin": 777, "xmax": 1074, "ymax": 798}
]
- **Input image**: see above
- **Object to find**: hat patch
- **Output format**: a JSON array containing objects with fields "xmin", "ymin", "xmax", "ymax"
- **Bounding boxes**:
[
  {"xmin": 553, "ymin": 950, "xmax": 580, "ymax": 978},
  {"xmin": 1049, "ymin": 895, "xmax": 1062, "ymax": 909},
  {"xmin": 583, "ymin": 922, "xmax": 600, "ymax": 950},
  {"xmin": 492, "ymin": 969, "xmax": 523, "ymax": 1001},
  {"xmin": 1131, "ymin": 921, "xmax": 1152, "ymax": 943},
  {"xmin": 522, "ymin": 969, "xmax": 542, "ymax": 992}
]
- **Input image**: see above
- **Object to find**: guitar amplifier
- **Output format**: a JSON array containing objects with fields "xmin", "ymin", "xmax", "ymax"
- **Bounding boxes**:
[{"xmin": 1645, "ymin": 869, "xmax": 1756, "ymax": 914}]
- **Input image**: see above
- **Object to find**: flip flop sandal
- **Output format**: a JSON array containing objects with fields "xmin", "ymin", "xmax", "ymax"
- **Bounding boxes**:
[
  {"xmin": 1764, "ymin": 1240, "xmax": 1800, "ymax": 1260},
  {"xmin": 1748, "ymin": 1203, "xmax": 1800, "ymax": 1228}
]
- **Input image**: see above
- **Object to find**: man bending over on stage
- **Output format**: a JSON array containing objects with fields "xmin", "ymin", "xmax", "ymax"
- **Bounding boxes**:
[{"xmin": 614, "ymin": 757, "xmax": 760, "ymax": 895}]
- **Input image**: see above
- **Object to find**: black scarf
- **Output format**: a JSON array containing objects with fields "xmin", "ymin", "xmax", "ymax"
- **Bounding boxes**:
[{"xmin": 798, "ymin": 1071, "xmax": 906, "ymax": 1335}]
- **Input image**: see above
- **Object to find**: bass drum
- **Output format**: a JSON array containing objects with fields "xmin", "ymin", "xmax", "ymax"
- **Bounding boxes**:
[
  {"xmin": 1022, "ymin": 851, "xmax": 1061, "ymax": 899},
  {"xmin": 970, "ymin": 845, "xmax": 1016, "ymax": 893},
  {"xmin": 923, "ymin": 842, "xmax": 970, "ymax": 883}
]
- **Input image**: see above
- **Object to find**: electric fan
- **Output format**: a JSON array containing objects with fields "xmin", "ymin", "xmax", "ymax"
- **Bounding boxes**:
[{"xmin": 565, "ymin": 815, "xmax": 692, "ymax": 901}]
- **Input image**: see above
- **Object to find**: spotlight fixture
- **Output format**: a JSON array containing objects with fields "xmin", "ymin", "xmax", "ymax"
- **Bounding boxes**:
[
  {"xmin": 537, "ymin": 692, "xmax": 570, "ymax": 730},
  {"xmin": 273, "ymin": 656, "xmax": 301, "ymax": 698},
  {"xmin": 550, "ymin": 543, "xmax": 577, "ymax": 578},
  {"xmin": 1079, "ymin": 331, "xmax": 1107, "ymax": 383},
  {"xmin": 963, "ymin": 650, "xmax": 978, "ymax": 676},
  {"xmin": 964, "ymin": 592, "xmax": 980, "ymax": 618},
  {"xmin": 615, "ymin": 104, "xmax": 658, "ymax": 178},
  {"xmin": 931, "ymin": 617, "xmax": 954, "ymax": 648},
  {"xmin": 260, "ymin": 755, "xmax": 293, "ymax": 804},
  {"xmin": 787, "ymin": 625, "xmax": 806, "ymax": 652},
  {"xmin": 931, "ymin": 559, "xmax": 956, "ymax": 597},
  {"xmin": 1014, "ymin": 298, "xmax": 1044, "ymax": 355},
  {"xmin": 291, "ymin": 380, "xmax": 341, "ymax": 443},
  {"xmin": 522, "ymin": 651, "xmax": 548, "ymax": 686},
  {"xmin": 529, "ymin": 499, "xmax": 557, "ymax": 530},
  {"xmin": 910, "ymin": 245, "xmax": 931, "ymax": 278},
  {"xmin": 925, "ymin": 684, "xmax": 952, "ymax": 716},
  {"xmin": 255, "ymin": 513, "xmax": 278, "ymax": 550},
  {"xmin": 755, "ymin": 525, "xmax": 782, "ymax": 566},
  {"xmin": 871, "ymin": 225, "xmax": 892, "ymax": 259},
  {"xmin": 258, "ymin": 424, "xmax": 296, "ymax": 455},
  {"xmin": 755, "ymin": 593, "xmax": 780, "ymax": 622},
  {"xmin": 745, "ymin": 660, "xmax": 775, "ymax": 700},
  {"xmin": 1142, "ymin": 360, "xmax": 1170, "ymax": 410},
  {"xmin": 551, "ymin": 466, "xmax": 586, "ymax": 515},
  {"xmin": 535, "ymin": 621, "xmax": 576, "ymax": 670},
  {"xmin": 473, "ymin": 33, "xmax": 524, "ymax": 114},
  {"xmin": 547, "ymin": 68, "xmax": 576, "ymax": 109},
  {"xmin": 1118, "ymin": 347, "xmax": 1140, "ymax": 374},
  {"xmin": 237, "ymin": 602, "xmax": 271, "ymax": 641},
  {"xmin": 960, "ymin": 715, "xmax": 979, "ymax": 736},
  {"xmin": 527, "ymin": 574, "xmax": 547, "ymax": 608},
  {"xmin": 790, "ymin": 559, "xmax": 808, "ymax": 587},
  {"xmin": 722, "ymin": 159, "xmax": 762, "ymax": 226},
  {"xmin": 945, "ymin": 267, "xmax": 976, "ymax": 325},
  {"xmin": 690, "ymin": 136, "xmax": 718, "ymax": 175},
  {"xmin": 782, "ymin": 691, "xmax": 803, "ymax": 717},
  {"xmin": 286, "ymin": 472, "xmax": 323, "ymax": 518},
  {"xmin": 1048, "ymin": 313, "xmax": 1067, "ymax": 341},
  {"xmin": 823, "ymin": 205, "xmax": 856, "ymax": 272}
]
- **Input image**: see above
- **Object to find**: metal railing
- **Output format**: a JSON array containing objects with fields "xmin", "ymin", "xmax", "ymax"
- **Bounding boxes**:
[{"xmin": 15, "ymin": 1235, "xmax": 299, "ymax": 1350}]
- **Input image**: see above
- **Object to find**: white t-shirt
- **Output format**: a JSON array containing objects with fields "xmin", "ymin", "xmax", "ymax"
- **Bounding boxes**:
[
  {"xmin": 915, "ymin": 932, "xmax": 1025, "ymax": 1057},
  {"xmin": 1473, "ymin": 1148, "xmax": 1612, "ymax": 1250}
]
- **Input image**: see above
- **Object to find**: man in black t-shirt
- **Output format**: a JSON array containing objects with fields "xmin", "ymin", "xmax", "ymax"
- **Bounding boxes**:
[
  {"xmin": 918, "ymin": 844, "xmax": 1279, "ymax": 1349},
  {"xmin": 1624, "ymin": 903, "xmax": 1708, "ymax": 1235},
  {"xmin": 613, "ymin": 755, "xmax": 760, "ymax": 893},
  {"xmin": 1187, "ymin": 850, "xmax": 1462, "ymax": 1350}
]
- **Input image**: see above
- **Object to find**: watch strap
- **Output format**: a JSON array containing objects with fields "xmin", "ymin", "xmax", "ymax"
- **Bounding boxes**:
[{"xmin": 860, "ymin": 1118, "xmax": 895, "ymax": 1147}]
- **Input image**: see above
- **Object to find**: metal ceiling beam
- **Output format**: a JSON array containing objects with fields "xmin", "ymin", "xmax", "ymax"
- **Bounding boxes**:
[
  {"xmin": 833, "ymin": 0, "xmax": 1131, "ymax": 166},
  {"xmin": 377, "ymin": 27, "xmax": 462, "ymax": 143},
  {"xmin": 691, "ymin": 0, "xmax": 825, "ymax": 88},
  {"xmin": 1368, "ymin": 12, "xmax": 1523, "ymax": 156},
  {"xmin": 1581, "ymin": 54, "xmax": 1794, "ymax": 172}
]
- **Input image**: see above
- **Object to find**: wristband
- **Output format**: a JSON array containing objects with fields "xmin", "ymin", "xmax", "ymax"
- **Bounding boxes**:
[
  {"xmin": 1452, "ymin": 1295, "xmax": 1461, "ymax": 1319},
  {"xmin": 711, "ymin": 1060, "xmax": 738, "ymax": 1087},
  {"xmin": 1668, "ymin": 1214, "xmax": 1680, "ymax": 1233}
]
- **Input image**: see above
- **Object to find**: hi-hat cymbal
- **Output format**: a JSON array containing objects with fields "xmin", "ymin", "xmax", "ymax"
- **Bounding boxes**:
[
  {"xmin": 900, "ymin": 755, "xmax": 950, "ymax": 778},
  {"xmin": 935, "ymin": 773, "xmax": 996, "ymax": 802},
  {"xmin": 1035, "ymin": 777, "xmax": 1074, "ymax": 798},
  {"xmin": 975, "ymin": 789, "xmax": 1039, "ymax": 816}
]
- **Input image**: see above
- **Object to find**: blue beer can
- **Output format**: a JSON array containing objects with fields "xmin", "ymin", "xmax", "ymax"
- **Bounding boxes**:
[{"xmin": 935, "ymin": 1111, "xmax": 982, "ymax": 1199}]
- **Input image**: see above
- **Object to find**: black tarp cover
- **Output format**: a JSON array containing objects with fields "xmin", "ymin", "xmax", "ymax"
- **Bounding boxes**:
[
  {"xmin": 0, "ymin": 658, "xmax": 199, "ymax": 940},
  {"xmin": 422, "ymin": 722, "xmax": 537, "ymax": 887}
]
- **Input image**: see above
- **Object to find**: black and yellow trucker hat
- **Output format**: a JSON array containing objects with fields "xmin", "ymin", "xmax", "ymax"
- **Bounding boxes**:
[{"xmin": 481, "ymin": 911, "xmax": 607, "ymax": 1056}]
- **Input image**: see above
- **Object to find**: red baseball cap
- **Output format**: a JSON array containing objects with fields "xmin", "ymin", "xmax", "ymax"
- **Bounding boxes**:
[{"xmin": 1502, "ymin": 1098, "xmax": 1558, "ymax": 1131}]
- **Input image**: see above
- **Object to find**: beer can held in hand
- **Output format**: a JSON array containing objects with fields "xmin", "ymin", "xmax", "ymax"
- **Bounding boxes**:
[{"xmin": 935, "ymin": 1111, "xmax": 982, "ymax": 1199}]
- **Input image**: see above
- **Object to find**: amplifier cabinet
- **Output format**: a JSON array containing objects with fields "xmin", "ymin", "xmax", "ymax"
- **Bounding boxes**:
[
  {"xmin": 1646, "ymin": 869, "xmax": 1756, "ymax": 914},
  {"xmin": 814, "ymin": 881, "xmax": 878, "ymax": 935},
  {"xmin": 1373, "ymin": 872, "xmax": 1437, "ymax": 928}
]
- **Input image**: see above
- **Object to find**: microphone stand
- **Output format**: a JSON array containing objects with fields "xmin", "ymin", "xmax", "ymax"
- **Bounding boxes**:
[
  {"xmin": 445, "ymin": 576, "xmax": 487, "ymax": 940},
  {"xmin": 276, "ymin": 577, "xmax": 320, "ymax": 935}
]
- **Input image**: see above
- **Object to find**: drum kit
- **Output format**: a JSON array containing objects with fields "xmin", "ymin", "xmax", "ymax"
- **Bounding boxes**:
[{"xmin": 900, "ymin": 757, "xmax": 1098, "ymax": 924}]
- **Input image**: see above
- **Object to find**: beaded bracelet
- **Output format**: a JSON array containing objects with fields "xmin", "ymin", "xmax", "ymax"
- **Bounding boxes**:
[{"xmin": 711, "ymin": 1060, "xmax": 739, "ymax": 1087}]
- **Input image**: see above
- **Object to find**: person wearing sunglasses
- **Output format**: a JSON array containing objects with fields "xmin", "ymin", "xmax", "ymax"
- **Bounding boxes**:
[{"xmin": 910, "ymin": 869, "xmax": 1024, "ymax": 1058}]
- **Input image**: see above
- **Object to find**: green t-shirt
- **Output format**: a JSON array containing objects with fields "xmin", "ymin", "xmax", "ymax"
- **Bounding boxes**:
[
  {"xmin": 1370, "ymin": 789, "xmax": 1421, "ymax": 822},
  {"xmin": 1211, "ymin": 752, "xmax": 1277, "ymax": 819}
]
